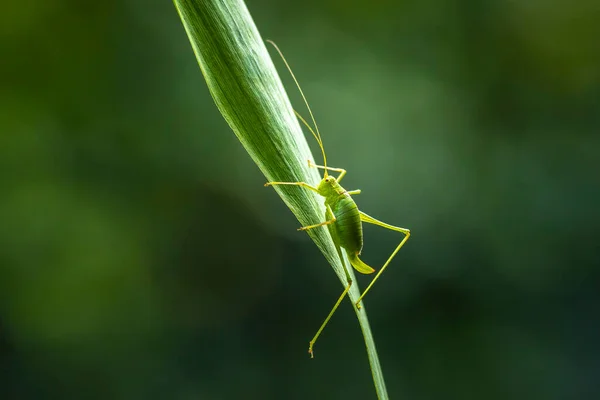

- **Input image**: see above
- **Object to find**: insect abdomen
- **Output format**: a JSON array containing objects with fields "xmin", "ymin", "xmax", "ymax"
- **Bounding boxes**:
[{"xmin": 332, "ymin": 195, "xmax": 363, "ymax": 254}]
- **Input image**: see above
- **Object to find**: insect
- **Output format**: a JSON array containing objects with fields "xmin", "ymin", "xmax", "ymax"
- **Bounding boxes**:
[{"xmin": 264, "ymin": 41, "xmax": 411, "ymax": 358}]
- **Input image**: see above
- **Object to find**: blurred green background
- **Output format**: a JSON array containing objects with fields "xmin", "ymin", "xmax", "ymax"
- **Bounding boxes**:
[{"xmin": 2, "ymin": 0, "xmax": 599, "ymax": 399}]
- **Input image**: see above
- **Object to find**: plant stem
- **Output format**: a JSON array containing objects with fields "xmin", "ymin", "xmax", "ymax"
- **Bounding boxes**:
[{"xmin": 173, "ymin": 0, "xmax": 389, "ymax": 397}]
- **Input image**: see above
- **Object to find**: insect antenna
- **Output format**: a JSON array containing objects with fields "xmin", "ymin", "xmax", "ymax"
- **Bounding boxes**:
[
  {"xmin": 266, "ymin": 40, "xmax": 329, "ymax": 177},
  {"xmin": 294, "ymin": 109, "xmax": 321, "ymax": 149}
]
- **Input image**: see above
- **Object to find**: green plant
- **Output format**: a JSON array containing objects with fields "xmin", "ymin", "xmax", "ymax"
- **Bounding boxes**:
[{"xmin": 173, "ymin": 0, "xmax": 388, "ymax": 397}]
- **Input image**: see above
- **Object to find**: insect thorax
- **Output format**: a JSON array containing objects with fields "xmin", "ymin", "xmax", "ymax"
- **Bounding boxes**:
[{"xmin": 318, "ymin": 176, "xmax": 348, "ymax": 203}]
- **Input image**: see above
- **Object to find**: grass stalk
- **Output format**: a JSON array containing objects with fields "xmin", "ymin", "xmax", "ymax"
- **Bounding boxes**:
[{"xmin": 173, "ymin": 0, "xmax": 389, "ymax": 397}]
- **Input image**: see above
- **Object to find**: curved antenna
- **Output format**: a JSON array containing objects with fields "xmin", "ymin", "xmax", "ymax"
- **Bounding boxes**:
[
  {"xmin": 266, "ymin": 40, "xmax": 328, "ymax": 176},
  {"xmin": 294, "ymin": 110, "xmax": 321, "ymax": 150}
]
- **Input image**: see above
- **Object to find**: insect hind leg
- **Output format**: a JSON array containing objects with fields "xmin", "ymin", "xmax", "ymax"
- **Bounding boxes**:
[
  {"xmin": 308, "ymin": 278, "xmax": 352, "ymax": 358},
  {"xmin": 308, "ymin": 204, "xmax": 354, "ymax": 358},
  {"xmin": 355, "ymin": 211, "xmax": 410, "ymax": 308}
]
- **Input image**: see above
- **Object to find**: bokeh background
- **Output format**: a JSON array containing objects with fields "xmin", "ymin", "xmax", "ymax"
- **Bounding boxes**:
[{"xmin": 2, "ymin": 0, "xmax": 599, "ymax": 399}]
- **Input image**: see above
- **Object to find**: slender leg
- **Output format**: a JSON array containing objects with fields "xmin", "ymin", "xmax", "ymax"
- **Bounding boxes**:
[
  {"xmin": 265, "ymin": 178, "xmax": 356, "ymax": 356},
  {"xmin": 355, "ymin": 211, "xmax": 410, "ymax": 308},
  {"xmin": 308, "ymin": 279, "xmax": 351, "ymax": 358},
  {"xmin": 298, "ymin": 203, "xmax": 337, "ymax": 233},
  {"xmin": 347, "ymin": 189, "xmax": 361, "ymax": 196},
  {"xmin": 298, "ymin": 217, "xmax": 336, "ymax": 231},
  {"xmin": 308, "ymin": 206, "xmax": 354, "ymax": 358},
  {"xmin": 266, "ymin": 182, "xmax": 335, "ymax": 232},
  {"xmin": 308, "ymin": 160, "xmax": 346, "ymax": 182},
  {"xmin": 264, "ymin": 181, "xmax": 319, "ymax": 193}
]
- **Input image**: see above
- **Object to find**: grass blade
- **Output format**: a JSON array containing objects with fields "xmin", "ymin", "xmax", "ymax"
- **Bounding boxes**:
[{"xmin": 173, "ymin": 0, "xmax": 389, "ymax": 397}]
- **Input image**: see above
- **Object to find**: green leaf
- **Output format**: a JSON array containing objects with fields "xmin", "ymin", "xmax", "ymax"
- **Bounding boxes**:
[{"xmin": 173, "ymin": 0, "xmax": 388, "ymax": 398}]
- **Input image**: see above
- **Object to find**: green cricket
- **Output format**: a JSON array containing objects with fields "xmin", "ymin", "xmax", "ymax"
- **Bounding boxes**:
[{"xmin": 265, "ymin": 41, "xmax": 411, "ymax": 358}]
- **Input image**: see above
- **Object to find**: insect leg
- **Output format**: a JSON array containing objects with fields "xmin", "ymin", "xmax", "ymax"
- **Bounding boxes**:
[
  {"xmin": 298, "ymin": 203, "xmax": 336, "ymax": 231},
  {"xmin": 308, "ymin": 203, "xmax": 353, "ymax": 358},
  {"xmin": 308, "ymin": 277, "xmax": 351, "ymax": 358},
  {"xmin": 307, "ymin": 160, "xmax": 346, "ymax": 182},
  {"xmin": 297, "ymin": 217, "xmax": 336, "ymax": 231},
  {"xmin": 355, "ymin": 211, "xmax": 410, "ymax": 308},
  {"xmin": 264, "ymin": 181, "xmax": 319, "ymax": 193},
  {"xmin": 346, "ymin": 189, "xmax": 361, "ymax": 195}
]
